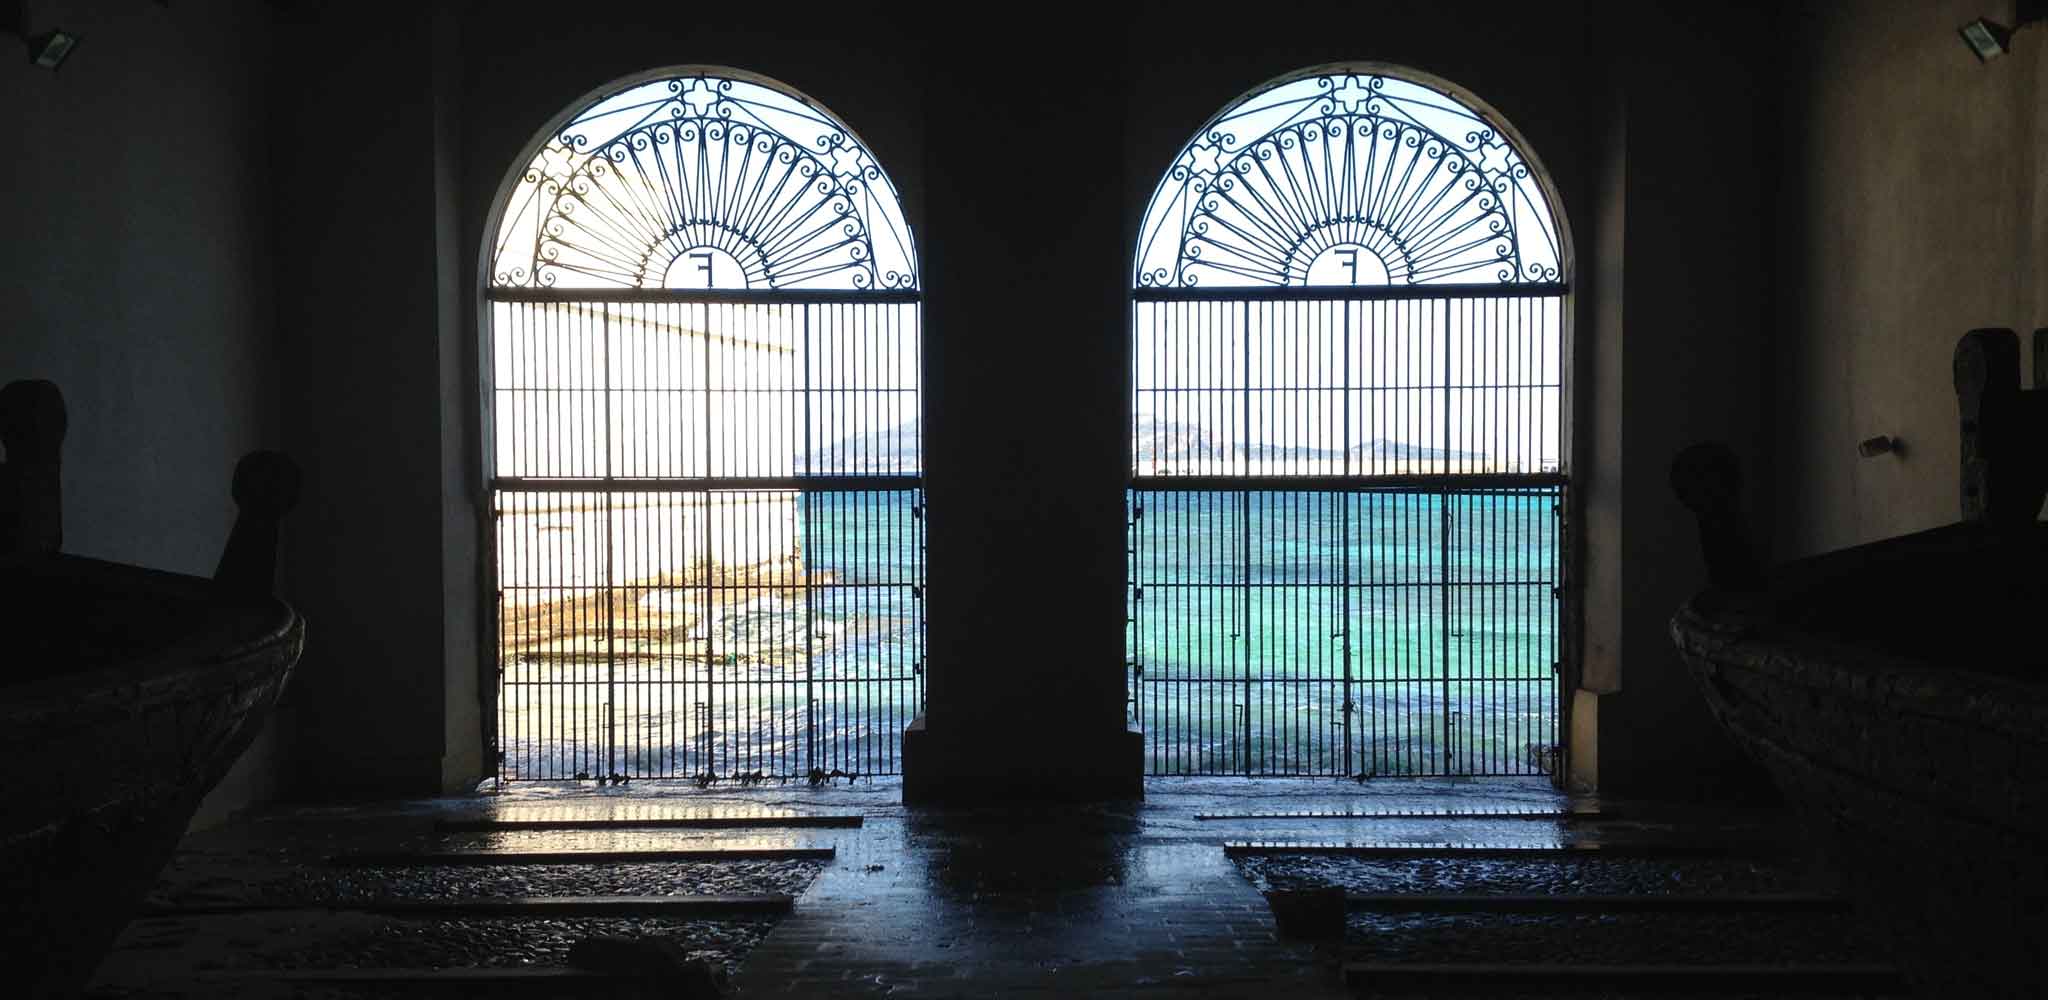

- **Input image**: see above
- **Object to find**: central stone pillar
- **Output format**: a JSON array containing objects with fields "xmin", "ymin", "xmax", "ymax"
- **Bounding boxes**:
[{"xmin": 902, "ymin": 33, "xmax": 1143, "ymax": 802}]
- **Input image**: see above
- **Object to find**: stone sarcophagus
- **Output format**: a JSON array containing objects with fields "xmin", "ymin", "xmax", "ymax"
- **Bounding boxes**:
[
  {"xmin": 1668, "ymin": 329, "xmax": 2048, "ymax": 996},
  {"xmin": 0, "ymin": 379, "xmax": 306, "ymax": 997}
]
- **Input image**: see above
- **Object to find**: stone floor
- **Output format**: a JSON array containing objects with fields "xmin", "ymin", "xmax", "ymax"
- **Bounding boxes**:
[{"xmin": 89, "ymin": 777, "xmax": 1876, "ymax": 998}]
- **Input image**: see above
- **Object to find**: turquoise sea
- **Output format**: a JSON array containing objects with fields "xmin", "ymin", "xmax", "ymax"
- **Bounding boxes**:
[
  {"xmin": 1130, "ymin": 489, "xmax": 1560, "ymax": 777},
  {"xmin": 496, "ymin": 488, "xmax": 1558, "ymax": 781}
]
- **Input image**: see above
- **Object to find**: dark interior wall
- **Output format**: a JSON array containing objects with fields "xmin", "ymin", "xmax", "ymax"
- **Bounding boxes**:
[
  {"xmin": 266, "ymin": 7, "xmax": 474, "ymax": 797},
  {"xmin": 911, "ymin": 19, "xmax": 1136, "ymax": 798},
  {"xmin": 2, "ymin": 0, "xmax": 277, "ymax": 576},
  {"xmin": 0, "ymin": 0, "xmax": 285, "ymax": 823},
  {"xmin": 1586, "ymin": 4, "xmax": 1778, "ymax": 797},
  {"xmin": 1573, "ymin": 42, "xmax": 1627, "ymax": 791},
  {"xmin": 433, "ymin": 7, "xmax": 484, "ymax": 792},
  {"xmin": 1774, "ymin": 0, "xmax": 2047, "ymax": 558}
]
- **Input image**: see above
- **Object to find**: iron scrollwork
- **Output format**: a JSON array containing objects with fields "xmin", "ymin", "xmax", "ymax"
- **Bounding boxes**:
[
  {"xmin": 492, "ymin": 73, "xmax": 917, "ymax": 292},
  {"xmin": 1136, "ymin": 70, "xmax": 1563, "ymax": 289}
]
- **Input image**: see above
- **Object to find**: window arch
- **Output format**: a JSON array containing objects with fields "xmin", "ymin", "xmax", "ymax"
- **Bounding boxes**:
[
  {"xmin": 491, "ymin": 71, "xmax": 916, "ymax": 292},
  {"xmin": 484, "ymin": 69, "xmax": 924, "ymax": 782},
  {"xmin": 1127, "ymin": 65, "xmax": 1567, "ymax": 777},
  {"xmin": 1135, "ymin": 69, "xmax": 1562, "ymax": 291}
]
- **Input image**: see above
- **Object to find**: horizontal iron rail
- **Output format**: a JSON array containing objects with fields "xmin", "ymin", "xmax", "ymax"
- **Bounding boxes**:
[
  {"xmin": 1196, "ymin": 807, "xmax": 1602, "ymax": 821},
  {"xmin": 1340, "ymin": 893, "xmax": 1849, "ymax": 914},
  {"xmin": 489, "ymin": 286, "xmax": 922, "ymax": 305},
  {"xmin": 1134, "ymin": 281, "xmax": 1566, "ymax": 303},
  {"xmin": 1140, "ymin": 382, "xmax": 1562, "ymax": 392},
  {"xmin": 1224, "ymin": 841, "xmax": 1764, "ymax": 858},
  {"xmin": 1341, "ymin": 963, "xmax": 1901, "ymax": 995},
  {"xmin": 503, "ymin": 582, "xmax": 915, "ymax": 591},
  {"xmin": 1130, "ymin": 473, "xmax": 1564, "ymax": 492},
  {"xmin": 142, "ymin": 894, "xmax": 793, "ymax": 919},
  {"xmin": 502, "ymin": 585, "xmax": 916, "ymax": 594},
  {"xmin": 1133, "ymin": 579, "xmax": 1557, "ymax": 589},
  {"xmin": 494, "ymin": 475, "xmax": 923, "ymax": 493},
  {"xmin": 435, "ymin": 815, "xmax": 862, "ymax": 833},
  {"xmin": 503, "ymin": 676, "xmax": 921, "ymax": 685},
  {"xmin": 505, "ymin": 385, "xmax": 917, "ymax": 394},
  {"xmin": 329, "ymin": 846, "xmax": 835, "ymax": 866},
  {"xmin": 1141, "ymin": 677, "xmax": 1553, "ymax": 685}
]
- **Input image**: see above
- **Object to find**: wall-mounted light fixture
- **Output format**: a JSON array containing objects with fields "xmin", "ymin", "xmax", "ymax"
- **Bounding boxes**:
[
  {"xmin": 1962, "ymin": 1, "xmax": 2044, "ymax": 61},
  {"xmin": 27, "ymin": 28, "xmax": 78, "ymax": 69},
  {"xmin": 3, "ymin": 1, "xmax": 83, "ymax": 71}
]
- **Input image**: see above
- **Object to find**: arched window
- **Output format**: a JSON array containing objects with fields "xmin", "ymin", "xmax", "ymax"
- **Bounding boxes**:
[
  {"xmin": 484, "ymin": 69, "xmax": 922, "ymax": 782},
  {"xmin": 1128, "ymin": 66, "xmax": 1566, "ymax": 777}
]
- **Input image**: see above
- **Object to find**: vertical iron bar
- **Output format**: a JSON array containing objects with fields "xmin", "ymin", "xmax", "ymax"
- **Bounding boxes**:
[
  {"xmin": 603, "ymin": 306, "xmax": 617, "ymax": 779},
  {"xmin": 1440, "ymin": 297, "xmax": 1453, "ymax": 775},
  {"xmin": 802, "ymin": 304, "xmax": 816, "ymax": 776},
  {"xmin": 1340, "ymin": 299, "xmax": 1353, "ymax": 774},
  {"xmin": 701, "ymin": 301, "xmax": 715, "ymax": 780}
]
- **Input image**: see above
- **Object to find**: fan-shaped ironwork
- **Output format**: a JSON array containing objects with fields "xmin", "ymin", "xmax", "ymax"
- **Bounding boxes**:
[
  {"xmin": 1136, "ymin": 71, "xmax": 1562, "ymax": 288},
  {"xmin": 492, "ymin": 73, "xmax": 916, "ymax": 291}
]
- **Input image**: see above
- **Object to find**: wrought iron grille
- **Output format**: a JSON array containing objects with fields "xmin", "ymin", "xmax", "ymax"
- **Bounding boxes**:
[
  {"xmin": 486, "ymin": 72, "xmax": 922, "ymax": 781},
  {"xmin": 1130, "ymin": 69, "xmax": 1566, "ymax": 778}
]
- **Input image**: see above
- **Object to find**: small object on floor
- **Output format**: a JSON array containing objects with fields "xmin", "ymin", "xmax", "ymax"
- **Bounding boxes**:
[
  {"xmin": 567, "ymin": 935, "xmax": 726, "ymax": 997},
  {"xmin": 1265, "ymin": 887, "xmax": 1346, "ymax": 940}
]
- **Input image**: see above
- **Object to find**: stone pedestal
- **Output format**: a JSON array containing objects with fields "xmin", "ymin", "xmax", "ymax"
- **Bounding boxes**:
[{"xmin": 903, "ymin": 719, "xmax": 1143, "ymax": 803}]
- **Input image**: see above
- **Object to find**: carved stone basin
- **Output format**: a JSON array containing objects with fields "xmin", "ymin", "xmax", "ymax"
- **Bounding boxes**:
[
  {"xmin": 0, "ymin": 379, "xmax": 304, "ymax": 996},
  {"xmin": 1671, "ymin": 495, "xmax": 2045, "ymax": 994},
  {"xmin": 1670, "ymin": 330, "xmax": 2048, "ymax": 995},
  {"xmin": 0, "ymin": 554, "xmax": 304, "ymax": 996}
]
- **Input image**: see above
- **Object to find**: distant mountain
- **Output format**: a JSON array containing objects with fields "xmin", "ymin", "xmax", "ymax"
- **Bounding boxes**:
[
  {"xmin": 806, "ymin": 420, "xmax": 920, "ymax": 473},
  {"xmin": 1135, "ymin": 420, "xmax": 1219, "ymax": 461},
  {"xmin": 1351, "ymin": 437, "xmax": 1485, "ymax": 461}
]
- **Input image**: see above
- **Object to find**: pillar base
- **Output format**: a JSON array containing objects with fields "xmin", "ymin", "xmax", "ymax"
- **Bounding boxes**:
[
  {"xmin": 901, "ymin": 717, "xmax": 1143, "ymax": 804},
  {"xmin": 1568, "ymin": 687, "xmax": 1600, "ymax": 794}
]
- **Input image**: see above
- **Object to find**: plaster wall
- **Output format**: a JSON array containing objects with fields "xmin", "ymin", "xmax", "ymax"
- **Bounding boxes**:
[
  {"xmin": 266, "ymin": 9, "xmax": 474, "ymax": 797},
  {"xmin": 1774, "ymin": 0, "xmax": 2048, "ymax": 557},
  {"xmin": 1590, "ymin": 5, "xmax": 1778, "ymax": 797},
  {"xmin": 0, "ymin": 0, "xmax": 285, "ymax": 824},
  {"xmin": 1, "ymin": 0, "xmax": 276, "ymax": 580}
]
